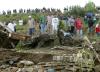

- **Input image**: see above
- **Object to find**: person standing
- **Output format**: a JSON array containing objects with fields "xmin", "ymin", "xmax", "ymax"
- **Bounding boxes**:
[
  {"xmin": 52, "ymin": 15, "xmax": 59, "ymax": 34},
  {"xmin": 35, "ymin": 19, "xmax": 40, "ymax": 35},
  {"xmin": 95, "ymin": 23, "xmax": 100, "ymax": 36},
  {"xmin": 40, "ymin": 14, "xmax": 47, "ymax": 34},
  {"xmin": 87, "ymin": 17, "xmax": 94, "ymax": 36},
  {"xmin": 46, "ymin": 13, "xmax": 53, "ymax": 34},
  {"xmin": 12, "ymin": 21, "xmax": 17, "ymax": 32},
  {"xmin": 70, "ymin": 16, "xmax": 75, "ymax": 34},
  {"xmin": 67, "ymin": 16, "xmax": 71, "ymax": 31},
  {"xmin": 7, "ymin": 21, "xmax": 16, "ymax": 32},
  {"xmin": 75, "ymin": 17, "xmax": 83, "ymax": 39},
  {"xmin": 28, "ymin": 15, "xmax": 35, "ymax": 36}
]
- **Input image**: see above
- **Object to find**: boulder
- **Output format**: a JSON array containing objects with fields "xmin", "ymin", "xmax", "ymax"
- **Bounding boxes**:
[{"xmin": 17, "ymin": 60, "xmax": 34, "ymax": 67}]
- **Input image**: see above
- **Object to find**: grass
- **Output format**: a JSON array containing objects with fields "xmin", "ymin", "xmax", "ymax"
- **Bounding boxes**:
[{"xmin": 16, "ymin": 23, "xmax": 28, "ymax": 34}]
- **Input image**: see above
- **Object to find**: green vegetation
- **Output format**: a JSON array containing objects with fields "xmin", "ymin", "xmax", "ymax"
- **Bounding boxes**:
[{"xmin": 0, "ymin": 1, "xmax": 98, "ymax": 23}]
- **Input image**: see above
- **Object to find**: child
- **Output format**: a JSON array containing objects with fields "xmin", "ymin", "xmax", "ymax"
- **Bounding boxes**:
[{"xmin": 95, "ymin": 23, "xmax": 100, "ymax": 36}]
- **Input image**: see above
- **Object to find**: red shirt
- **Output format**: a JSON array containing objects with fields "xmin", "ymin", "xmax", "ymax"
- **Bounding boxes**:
[
  {"xmin": 96, "ymin": 25, "xmax": 100, "ymax": 32},
  {"xmin": 75, "ymin": 18, "xmax": 83, "ymax": 30}
]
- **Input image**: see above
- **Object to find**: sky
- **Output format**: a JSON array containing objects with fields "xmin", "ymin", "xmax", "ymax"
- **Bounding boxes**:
[{"xmin": 0, "ymin": 0, "xmax": 100, "ymax": 12}]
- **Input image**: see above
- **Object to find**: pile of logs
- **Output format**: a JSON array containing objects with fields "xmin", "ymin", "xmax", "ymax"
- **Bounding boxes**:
[{"xmin": 0, "ymin": 22, "xmax": 30, "ymax": 48}]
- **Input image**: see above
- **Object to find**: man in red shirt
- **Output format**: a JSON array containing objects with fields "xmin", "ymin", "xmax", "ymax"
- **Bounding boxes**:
[
  {"xmin": 75, "ymin": 17, "xmax": 83, "ymax": 39},
  {"xmin": 95, "ymin": 23, "xmax": 100, "ymax": 36}
]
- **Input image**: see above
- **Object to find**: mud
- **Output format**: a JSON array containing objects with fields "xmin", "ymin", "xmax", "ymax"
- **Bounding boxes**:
[{"xmin": 0, "ymin": 49, "xmax": 53, "ymax": 65}]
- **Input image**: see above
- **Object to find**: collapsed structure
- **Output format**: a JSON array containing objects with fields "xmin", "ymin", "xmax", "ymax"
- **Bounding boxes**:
[
  {"xmin": 0, "ymin": 22, "xmax": 30, "ymax": 48},
  {"xmin": 0, "ymin": 22, "xmax": 84, "ymax": 48}
]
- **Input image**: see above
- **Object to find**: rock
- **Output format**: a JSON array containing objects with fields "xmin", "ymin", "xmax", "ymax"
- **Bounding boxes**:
[
  {"xmin": 1, "ymin": 67, "xmax": 18, "ymax": 72},
  {"xmin": 16, "ymin": 68, "xmax": 34, "ymax": 72},
  {"xmin": 9, "ymin": 67, "xmax": 18, "ymax": 72},
  {"xmin": 17, "ymin": 60, "xmax": 34, "ymax": 67},
  {"xmin": 38, "ymin": 62, "xmax": 46, "ymax": 65},
  {"xmin": 94, "ymin": 65, "xmax": 100, "ymax": 72},
  {"xmin": 8, "ymin": 57, "xmax": 20, "ymax": 65},
  {"xmin": 0, "ymin": 64, "xmax": 9, "ymax": 69},
  {"xmin": 53, "ymin": 56, "xmax": 64, "ymax": 61},
  {"xmin": 47, "ymin": 68, "xmax": 55, "ymax": 72}
]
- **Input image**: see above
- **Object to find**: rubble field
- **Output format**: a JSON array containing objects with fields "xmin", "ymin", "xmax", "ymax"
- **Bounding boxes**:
[
  {"xmin": 0, "ymin": 45, "xmax": 100, "ymax": 72},
  {"xmin": 0, "ymin": 42, "xmax": 100, "ymax": 72}
]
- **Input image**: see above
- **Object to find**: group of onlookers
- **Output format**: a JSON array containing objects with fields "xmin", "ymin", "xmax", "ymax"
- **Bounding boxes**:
[
  {"xmin": 67, "ymin": 15, "xmax": 100, "ymax": 38},
  {"xmin": 6, "ymin": 14, "xmax": 100, "ymax": 38},
  {"xmin": 27, "ymin": 14, "xmax": 59, "ymax": 36}
]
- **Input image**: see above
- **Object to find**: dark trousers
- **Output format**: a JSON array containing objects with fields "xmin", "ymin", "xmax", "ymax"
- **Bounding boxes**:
[
  {"xmin": 70, "ymin": 26, "xmax": 75, "ymax": 34},
  {"xmin": 29, "ymin": 28, "xmax": 34, "ymax": 35}
]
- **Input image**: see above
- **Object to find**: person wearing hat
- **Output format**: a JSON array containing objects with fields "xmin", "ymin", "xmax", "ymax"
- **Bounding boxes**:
[{"xmin": 28, "ymin": 15, "xmax": 35, "ymax": 36}]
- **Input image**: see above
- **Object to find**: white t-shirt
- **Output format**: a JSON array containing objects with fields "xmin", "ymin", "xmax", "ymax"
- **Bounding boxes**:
[
  {"xmin": 52, "ymin": 18, "xmax": 59, "ymax": 30},
  {"xmin": 7, "ymin": 23, "xmax": 15, "ymax": 32}
]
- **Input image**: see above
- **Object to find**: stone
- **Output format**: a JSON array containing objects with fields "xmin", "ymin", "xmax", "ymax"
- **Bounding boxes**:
[
  {"xmin": 2, "ymin": 67, "xmax": 18, "ymax": 72},
  {"xmin": 94, "ymin": 65, "xmax": 100, "ymax": 72},
  {"xmin": 0, "ymin": 64, "xmax": 9, "ymax": 69},
  {"xmin": 17, "ymin": 60, "xmax": 34, "ymax": 67},
  {"xmin": 16, "ymin": 68, "xmax": 34, "ymax": 72}
]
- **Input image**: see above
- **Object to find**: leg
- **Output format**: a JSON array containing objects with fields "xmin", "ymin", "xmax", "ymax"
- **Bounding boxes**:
[
  {"xmin": 79, "ymin": 29, "xmax": 83, "ymax": 39},
  {"xmin": 40, "ymin": 24, "xmax": 44, "ymax": 33},
  {"xmin": 29, "ymin": 28, "xmax": 32, "ymax": 36}
]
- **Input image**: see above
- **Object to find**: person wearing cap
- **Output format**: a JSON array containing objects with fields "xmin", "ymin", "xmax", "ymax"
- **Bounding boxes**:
[{"xmin": 28, "ymin": 15, "xmax": 35, "ymax": 36}]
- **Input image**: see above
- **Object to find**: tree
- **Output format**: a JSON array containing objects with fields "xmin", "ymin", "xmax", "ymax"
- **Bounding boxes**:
[
  {"xmin": 7, "ymin": 10, "xmax": 11, "ymax": 15},
  {"xmin": 2, "ymin": 11, "xmax": 6, "ymax": 15},
  {"xmin": 27, "ymin": 9, "xmax": 31, "ymax": 14},
  {"xmin": 13, "ymin": 9, "xmax": 17, "ymax": 14},
  {"xmin": 19, "ymin": 9, "xmax": 23, "ymax": 14},
  {"xmin": 84, "ymin": 2, "xmax": 97, "ymax": 13},
  {"xmin": 24, "ymin": 9, "xmax": 26, "ymax": 13},
  {"xmin": 68, "ymin": 5, "xmax": 85, "ymax": 17}
]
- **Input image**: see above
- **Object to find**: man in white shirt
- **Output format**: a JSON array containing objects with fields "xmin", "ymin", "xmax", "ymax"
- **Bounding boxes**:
[
  {"xmin": 7, "ymin": 22, "xmax": 15, "ymax": 32},
  {"xmin": 52, "ymin": 15, "xmax": 59, "ymax": 34}
]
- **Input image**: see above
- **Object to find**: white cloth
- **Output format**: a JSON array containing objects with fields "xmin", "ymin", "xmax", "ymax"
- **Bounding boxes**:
[
  {"xmin": 7, "ymin": 23, "xmax": 15, "ymax": 32},
  {"xmin": 52, "ymin": 18, "xmax": 59, "ymax": 31},
  {"xmin": 19, "ymin": 20, "xmax": 23, "ymax": 25},
  {"xmin": 64, "ymin": 32, "xmax": 70, "ymax": 36},
  {"xmin": 13, "ymin": 23, "xmax": 16, "ymax": 27}
]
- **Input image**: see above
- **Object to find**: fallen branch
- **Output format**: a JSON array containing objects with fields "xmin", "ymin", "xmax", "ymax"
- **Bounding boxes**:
[{"xmin": 83, "ymin": 36, "xmax": 100, "ymax": 63}]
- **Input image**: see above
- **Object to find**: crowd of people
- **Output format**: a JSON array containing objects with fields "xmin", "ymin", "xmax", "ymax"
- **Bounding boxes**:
[
  {"xmin": 27, "ymin": 14, "xmax": 100, "ymax": 38},
  {"xmin": 6, "ymin": 13, "xmax": 100, "ymax": 39},
  {"xmin": 27, "ymin": 14, "xmax": 59, "ymax": 36}
]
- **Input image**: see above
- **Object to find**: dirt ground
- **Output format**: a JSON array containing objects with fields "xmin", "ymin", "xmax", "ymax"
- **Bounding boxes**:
[
  {"xmin": 0, "ymin": 49, "xmax": 53, "ymax": 64},
  {"xmin": 0, "ymin": 42, "xmax": 99, "ymax": 72}
]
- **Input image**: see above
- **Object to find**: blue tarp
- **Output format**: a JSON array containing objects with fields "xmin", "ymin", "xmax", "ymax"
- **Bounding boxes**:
[{"xmin": 86, "ymin": 12, "xmax": 94, "ymax": 17}]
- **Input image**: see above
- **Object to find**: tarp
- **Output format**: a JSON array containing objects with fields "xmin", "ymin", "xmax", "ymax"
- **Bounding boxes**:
[{"xmin": 86, "ymin": 12, "xmax": 94, "ymax": 17}]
